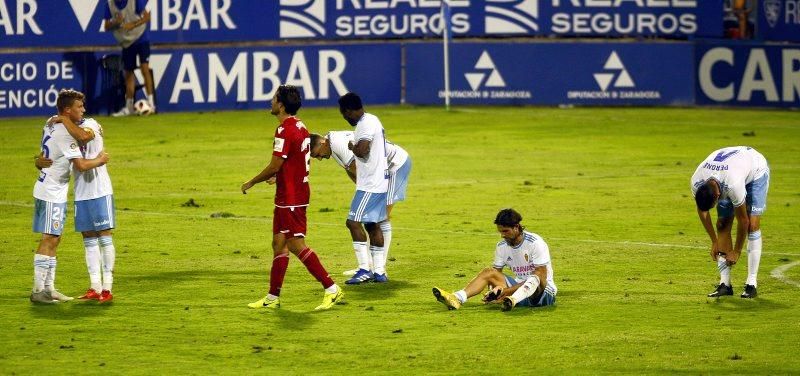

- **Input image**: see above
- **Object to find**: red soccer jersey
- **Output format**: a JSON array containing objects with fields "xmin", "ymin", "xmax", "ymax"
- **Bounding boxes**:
[{"xmin": 272, "ymin": 116, "xmax": 311, "ymax": 206}]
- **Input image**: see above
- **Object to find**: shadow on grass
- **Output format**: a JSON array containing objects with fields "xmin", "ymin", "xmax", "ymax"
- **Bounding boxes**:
[
  {"xmin": 338, "ymin": 279, "xmax": 417, "ymax": 302},
  {"xmin": 28, "ymin": 299, "xmax": 112, "ymax": 320},
  {"xmin": 706, "ymin": 296, "xmax": 790, "ymax": 311},
  {"xmin": 127, "ymin": 269, "xmax": 263, "ymax": 282}
]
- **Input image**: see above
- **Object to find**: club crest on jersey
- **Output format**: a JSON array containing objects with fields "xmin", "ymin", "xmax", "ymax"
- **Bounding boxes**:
[
  {"xmin": 53, "ymin": 221, "xmax": 61, "ymax": 230},
  {"xmin": 277, "ymin": 126, "xmax": 284, "ymax": 134},
  {"xmin": 274, "ymin": 138, "xmax": 285, "ymax": 152}
]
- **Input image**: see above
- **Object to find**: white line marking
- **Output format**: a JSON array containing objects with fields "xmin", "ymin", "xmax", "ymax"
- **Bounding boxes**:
[{"xmin": 770, "ymin": 261, "xmax": 800, "ymax": 288}]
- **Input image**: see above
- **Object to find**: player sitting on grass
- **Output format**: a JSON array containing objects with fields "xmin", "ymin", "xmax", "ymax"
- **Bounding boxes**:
[{"xmin": 433, "ymin": 208, "xmax": 557, "ymax": 311}]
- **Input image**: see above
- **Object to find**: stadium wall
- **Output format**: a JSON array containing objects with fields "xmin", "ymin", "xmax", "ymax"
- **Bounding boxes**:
[{"xmin": 1, "ymin": 0, "xmax": 798, "ymax": 117}]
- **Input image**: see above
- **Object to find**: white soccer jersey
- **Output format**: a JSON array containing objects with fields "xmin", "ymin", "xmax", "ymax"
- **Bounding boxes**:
[
  {"xmin": 353, "ymin": 113, "xmax": 388, "ymax": 193},
  {"xmin": 73, "ymin": 118, "xmax": 113, "ymax": 201},
  {"xmin": 328, "ymin": 130, "xmax": 409, "ymax": 173},
  {"xmin": 33, "ymin": 123, "xmax": 82, "ymax": 203},
  {"xmin": 493, "ymin": 231, "xmax": 557, "ymax": 295},
  {"xmin": 690, "ymin": 146, "xmax": 769, "ymax": 207},
  {"xmin": 328, "ymin": 130, "xmax": 356, "ymax": 169}
]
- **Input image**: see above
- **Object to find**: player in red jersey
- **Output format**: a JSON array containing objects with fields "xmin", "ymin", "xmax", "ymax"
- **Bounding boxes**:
[{"xmin": 241, "ymin": 85, "xmax": 344, "ymax": 310}]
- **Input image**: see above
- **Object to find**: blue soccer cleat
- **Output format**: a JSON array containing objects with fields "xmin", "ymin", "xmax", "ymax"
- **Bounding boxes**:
[
  {"xmin": 345, "ymin": 269, "xmax": 374, "ymax": 285},
  {"xmin": 373, "ymin": 273, "xmax": 388, "ymax": 283}
]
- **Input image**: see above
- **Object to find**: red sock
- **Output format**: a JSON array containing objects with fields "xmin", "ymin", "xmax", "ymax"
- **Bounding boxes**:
[
  {"xmin": 269, "ymin": 254, "xmax": 290, "ymax": 296},
  {"xmin": 297, "ymin": 248, "xmax": 334, "ymax": 289}
]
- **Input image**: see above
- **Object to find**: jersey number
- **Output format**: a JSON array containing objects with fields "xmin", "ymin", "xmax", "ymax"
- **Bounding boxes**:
[
  {"xmin": 302, "ymin": 137, "xmax": 310, "ymax": 182},
  {"xmin": 37, "ymin": 134, "xmax": 51, "ymax": 183}
]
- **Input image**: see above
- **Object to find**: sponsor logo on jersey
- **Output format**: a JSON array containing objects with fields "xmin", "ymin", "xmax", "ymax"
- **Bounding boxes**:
[{"xmin": 274, "ymin": 138, "xmax": 285, "ymax": 152}]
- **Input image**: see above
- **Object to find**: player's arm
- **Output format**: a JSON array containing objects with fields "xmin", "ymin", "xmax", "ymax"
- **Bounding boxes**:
[
  {"xmin": 697, "ymin": 208, "xmax": 720, "ymax": 261},
  {"xmin": 727, "ymin": 204, "xmax": 750, "ymax": 265},
  {"xmin": 123, "ymin": 9, "xmax": 150, "ymax": 31},
  {"xmin": 350, "ymin": 139, "xmax": 371, "ymax": 158},
  {"xmin": 499, "ymin": 266, "xmax": 546, "ymax": 299},
  {"xmin": 34, "ymin": 152, "xmax": 52, "ymax": 170},
  {"xmin": 241, "ymin": 155, "xmax": 284, "ymax": 194},
  {"xmin": 71, "ymin": 151, "xmax": 109, "ymax": 172},
  {"xmin": 345, "ymin": 161, "xmax": 357, "ymax": 183},
  {"xmin": 104, "ymin": 11, "xmax": 124, "ymax": 31},
  {"xmin": 47, "ymin": 115, "xmax": 94, "ymax": 143}
]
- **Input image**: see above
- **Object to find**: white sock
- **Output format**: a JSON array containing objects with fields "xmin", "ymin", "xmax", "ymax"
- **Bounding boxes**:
[
  {"xmin": 126, "ymin": 98, "xmax": 134, "ymax": 111},
  {"xmin": 746, "ymin": 230, "xmax": 762, "ymax": 287},
  {"xmin": 146, "ymin": 94, "xmax": 156, "ymax": 109},
  {"xmin": 718, "ymin": 255, "xmax": 731, "ymax": 286},
  {"xmin": 84, "ymin": 237, "xmax": 102, "ymax": 292},
  {"xmin": 353, "ymin": 241, "xmax": 371, "ymax": 271},
  {"xmin": 44, "ymin": 256, "xmax": 57, "ymax": 292},
  {"xmin": 371, "ymin": 245, "xmax": 387, "ymax": 275},
  {"xmin": 266, "ymin": 294, "xmax": 279, "ymax": 301},
  {"xmin": 454, "ymin": 290, "xmax": 467, "ymax": 304},
  {"xmin": 380, "ymin": 221, "xmax": 392, "ymax": 260},
  {"xmin": 510, "ymin": 276, "xmax": 540, "ymax": 303},
  {"xmin": 33, "ymin": 254, "xmax": 49, "ymax": 292},
  {"xmin": 324, "ymin": 284, "xmax": 339, "ymax": 294},
  {"xmin": 100, "ymin": 236, "xmax": 115, "ymax": 292}
]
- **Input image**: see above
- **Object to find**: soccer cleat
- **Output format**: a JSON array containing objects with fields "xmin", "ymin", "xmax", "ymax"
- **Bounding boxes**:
[
  {"xmin": 432, "ymin": 287, "xmax": 461, "ymax": 310},
  {"xmin": 314, "ymin": 288, "xmax": 344, "ymax": 311},
  {"xmin": 707, "ymin": 283, "xmax": 734, "ymax": 298},
  {"xmin": 29, "ymin": 291, "xmax": 57, "ymax": 304},
  {"xmin": 48, "ymin": 290, "xmax": 74, "ymax": 302},
  {"xmin": 345, "ymin": 269, "xmax": 374, "ymax": 285},
  {"xmin": 373, "ymin": 273, "xmax": 389, "ymax": 283},
  {"xmin": 78, "ymin": 288, "xmax": 101, "ymax": 300},
  {"xmin": 111, "ymin": 107, "xmax": 132, "ymax": 117},
  {"xmin": 741, "ymin": 284, "xmax": 758, "ymax": 299},
  {"xmin": 98, "ymin": 290, "xmax": 113, "ymax": 303},
  {"xmin": 247, "ymin": 296, "xmax": 280, "ymax": 309},
  {"xmin": 501, "ymin": 296, "xmax": 517, "ymax": 312}
]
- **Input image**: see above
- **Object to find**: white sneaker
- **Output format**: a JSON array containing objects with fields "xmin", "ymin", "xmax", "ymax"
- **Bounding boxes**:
[
  {"xmin": 48, "ymin": 289, "xmax": 74, "ymax": 302},
  {"xmin": 112, "ymin": 107, "xmax": 132, "ymax": 117}
]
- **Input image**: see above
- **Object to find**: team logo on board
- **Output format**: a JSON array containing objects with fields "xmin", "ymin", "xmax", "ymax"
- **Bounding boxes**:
[
  {"xmin": 279, "ymin": 0, "xmax": 326, "ymax": 38},
  {"xmin": 485, "ymin": 0, "xmax": 539, "ymax": 34}
]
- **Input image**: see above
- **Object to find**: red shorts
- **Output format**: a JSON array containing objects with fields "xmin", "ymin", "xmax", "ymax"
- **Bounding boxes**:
[{"xmin": 273, "ymin": 206, "xmax": 307, "ymax": 237}]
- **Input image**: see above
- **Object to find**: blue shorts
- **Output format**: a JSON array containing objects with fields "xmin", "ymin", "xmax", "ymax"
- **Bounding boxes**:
[
  {"xmin": 75, "ymin": 195, "xmax": 116, "ymax": 232},
  {"xmin": 504, "ymin": 275, "xmax": 556, "ymax": 307},
  {"xmin": 122, "ymin": 40, "xmax": 150, "ymax": 71},
  {"xmin": 387, "ymin": 158, "xmax": 412, "ymax": 206},
  {"xmin": 718, "ymin": 170, "xmax": 770, "ymax": 217},
  {"xmin": 32, "ymin": 199, "xmax": 67, "ymax": 235},
  {"xmin": 348, "ymin": 190, "xmax": 388, "ymax": 223}
]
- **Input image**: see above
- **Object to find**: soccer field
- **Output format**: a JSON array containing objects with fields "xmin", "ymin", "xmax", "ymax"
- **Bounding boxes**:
[{"xmin": 1, "ymin": 106, "xmax": 799, "ymax": 374}]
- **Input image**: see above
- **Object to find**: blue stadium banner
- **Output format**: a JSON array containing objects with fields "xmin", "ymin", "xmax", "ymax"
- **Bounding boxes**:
[
  {"xmin": 696, "ymin": 43, "xmax": 800, "ymax": 108},
  {"xmin": 0, "ymin": 0, "xmax": 723, "ymax": 48},
  {"xmin": 0, "ymin": 52, "xmax": 93, "ymax": 117},
  {"xmin": 406, "ymin": 42, "xmax": 695, "ymax": 106},
  {"xmin": 757, "ymin": 0, "xmax": 800, "ymax": 42},
  {"xmin": 0, "ymin": 0, "xmax": 279, "ymax": 48},
  {"xmin": 0, "ymin": 44, "xmax": 401, "ymax": 117}
]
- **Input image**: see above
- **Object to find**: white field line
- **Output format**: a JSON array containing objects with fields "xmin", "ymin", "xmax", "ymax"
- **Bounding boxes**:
[{"xmin": 770, "ymin": 261, "xmax": 800, "ymax": 288}]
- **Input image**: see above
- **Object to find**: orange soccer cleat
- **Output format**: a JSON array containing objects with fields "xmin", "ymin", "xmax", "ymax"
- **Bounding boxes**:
[
  {"xmin": 98, "ymin": 290, "xmax": 113, "ymax": 303},
  {"xmin": 78, "ymin": 288, "xmax": 101, "ymax": 300}
]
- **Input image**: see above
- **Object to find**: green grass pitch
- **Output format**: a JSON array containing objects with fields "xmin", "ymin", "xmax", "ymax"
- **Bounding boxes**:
[{"xmin": 1, "ymin": 106, "xmax": 799, "ymax": 374}]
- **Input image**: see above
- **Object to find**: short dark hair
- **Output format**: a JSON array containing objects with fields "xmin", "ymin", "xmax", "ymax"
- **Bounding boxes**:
[
  {"xmin": 494, "ymin": 208, "xmax": 523, "ymax": 228},
  {"xmin": 309, "ymin": 133, "xmax": 323, "ymax": 148},
  {"xmin": 56, "ymin": 89, "xmax": 85, "ymax": 112},
  {"xmin": 338, "ymin": 92, "xmax": 363, "ymax": 112},
  {"xmin": 276, "ymin": 85, "xmax": 302, "ymax": 115},
  {"xmin": 695, "ymin": 183, "xmax": 715, "ymax": 211}
]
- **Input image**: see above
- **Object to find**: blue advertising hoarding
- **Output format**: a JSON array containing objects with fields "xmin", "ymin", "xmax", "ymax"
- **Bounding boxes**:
[
  {"xmin": 696, "ymin": 43, "xmax": 800, "ymax": 108},
  {"xmin": 406, "ymin": 41, "xmax": 695, "ymax": 106},
  {"xmin": 757, "ymin": 0, "xmax": 800, "ymax": 42},
  {"xmin": 0, "ymin": 0, "xmax": 723, "ymax": 49},
  {"xmin": 0, "ymin": 43, "xmax": 401, "ymax": 117}
]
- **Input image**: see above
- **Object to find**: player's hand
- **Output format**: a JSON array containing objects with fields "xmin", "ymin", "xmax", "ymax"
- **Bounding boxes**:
[
  {"xmin": 266, "ymin": 177, "xmax": 276, "ymax": 185},
  {"xmin": 483, "ymin": 286, "xmax": 503, "ymax": 304},
  {"xmin": 97, "ymin": 151, "xmax": 110, "ymax": 165},
  {"xmin": 725, "ymin": 248, "xmax": 741, "ymax": 266},
  {"xmin": 122, "ymin": 22, "xmax": 135, "ymax": 31},
  {"xmin": 46, "ymin": 115, "xmax": 61, "ymax": 126},
  {"xmin": 347, "ymin": 141, "xmax": 354, "ymax": 150},
  {"xmin": 241, "ymin": 181, "xmax": 254, "ymax": 194},
  {"xmin": 709, "ymin": 241, "xmax": 722, "ymax": 261},
  {"xmin": 34, "ymin": 152, "xmax": 52, "ymax": 170}
]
